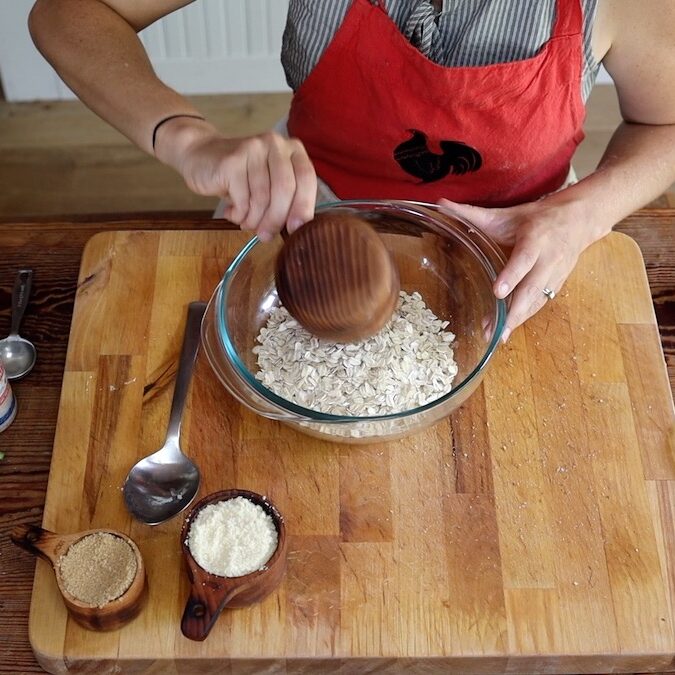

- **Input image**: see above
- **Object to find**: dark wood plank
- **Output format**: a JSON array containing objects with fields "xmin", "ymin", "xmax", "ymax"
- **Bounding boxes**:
[
  {"xmin": 614, "ymin": 212, "xmax": 675, "ymax": 393},
  {"xmin": 0, "ymin": 210, "xmax": 672, "ymax": 674}
]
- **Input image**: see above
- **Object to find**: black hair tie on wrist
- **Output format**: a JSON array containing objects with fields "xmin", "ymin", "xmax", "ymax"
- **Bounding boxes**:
[{"xmin": 151, "ymin": 113, "xmax": 206, "ymax": 152}]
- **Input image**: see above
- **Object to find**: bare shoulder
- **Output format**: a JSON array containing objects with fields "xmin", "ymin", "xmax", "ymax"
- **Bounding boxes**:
[{"xmin": 594, "ymin": 0, "xmax": 675, "ymax": 124}]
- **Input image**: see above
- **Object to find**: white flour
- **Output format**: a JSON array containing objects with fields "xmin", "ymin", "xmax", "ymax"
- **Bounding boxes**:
[{"xmin": 187, "ymin": 497, "xmax": 278, "ymax": 577}]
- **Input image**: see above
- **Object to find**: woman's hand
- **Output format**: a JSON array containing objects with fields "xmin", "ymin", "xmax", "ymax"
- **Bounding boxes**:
[
  {"xmin": 156, "ymin": 117, "xmax": 318, "ymax": 241},
  {"xmin": 438, "ymin": 195, "xmax": 603, "ymax": 342}
]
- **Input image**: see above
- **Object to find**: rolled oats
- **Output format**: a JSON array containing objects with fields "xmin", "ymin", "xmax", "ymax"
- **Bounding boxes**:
[{"xmin": 253, "ymin": 291, "xmax": 458, "ymax": 416}]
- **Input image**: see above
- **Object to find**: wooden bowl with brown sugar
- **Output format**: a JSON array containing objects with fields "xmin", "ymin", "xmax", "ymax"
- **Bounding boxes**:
[
  {"xmin": 11, "ymin": 524, "xmax": 147, "ymax": 631},
  {"xmin": 180, "ymin": 488, "xmax": 288, "ymax": 641}
]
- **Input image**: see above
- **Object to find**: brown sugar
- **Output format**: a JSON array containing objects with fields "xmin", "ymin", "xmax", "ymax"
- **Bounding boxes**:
[{"xmin": 58, "ymin": 532, "xmax": 137, "ymax": 608}]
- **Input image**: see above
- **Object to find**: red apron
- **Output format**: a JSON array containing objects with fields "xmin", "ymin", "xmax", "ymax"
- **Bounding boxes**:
[{"xmin": 287, "ymin": 0, "xmax": 585, "ymax": 207}]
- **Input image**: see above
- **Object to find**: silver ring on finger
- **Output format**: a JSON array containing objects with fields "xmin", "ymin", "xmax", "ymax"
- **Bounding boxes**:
[{"xmin": 542, "ymin": 287, "xmax": 556, "ymax": 301}]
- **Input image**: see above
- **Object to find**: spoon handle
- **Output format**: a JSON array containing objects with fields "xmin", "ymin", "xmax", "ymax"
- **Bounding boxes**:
[
  {"xmin": 165, "ymin": 302, "xmax": 207, "ymax": 445},
  {"xmin": 10, "ymin": 269, "xmax": 32, "ymax": 337}
]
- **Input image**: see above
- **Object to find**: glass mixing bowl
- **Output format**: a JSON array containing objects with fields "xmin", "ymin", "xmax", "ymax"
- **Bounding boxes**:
[{"xmin": 202, "ymin": 200, "xmax": 507, "ymax": 443}]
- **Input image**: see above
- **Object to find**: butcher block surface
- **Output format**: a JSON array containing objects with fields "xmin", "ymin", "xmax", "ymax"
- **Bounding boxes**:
[{"xmin": 29, "ymin": 229, "xmax": 675, "ymax": 674}]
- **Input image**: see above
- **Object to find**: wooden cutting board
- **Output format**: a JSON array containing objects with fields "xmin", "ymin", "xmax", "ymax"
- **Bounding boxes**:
[{"xmin": 29, "ymin": 230, "xmax": 675, "ymax": 674}]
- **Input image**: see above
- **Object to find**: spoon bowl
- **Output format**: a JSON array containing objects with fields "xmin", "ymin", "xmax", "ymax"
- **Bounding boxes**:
[
  {"xmin": 11, "ymin": 524, "xmax": 147, "ymax": 631},
  {"xmin": 0, "ymin": 336, "xmax": 37, "ymax": 380},
  {"xmin": 0, "ymin": 270, "xmax": 37, "ymax": 380},
  {"xmin": 123, "ymin": 441, "xmax": 201, "ymax": 526},
  {"xmin": 123, "ymin": 302, "xmax": 205, "ymax": 526}
]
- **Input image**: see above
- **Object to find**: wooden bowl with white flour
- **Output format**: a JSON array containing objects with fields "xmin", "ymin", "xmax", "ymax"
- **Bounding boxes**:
[{"xmin": 180, "ymin": 488, "xmax": 287, "ymax": 641}]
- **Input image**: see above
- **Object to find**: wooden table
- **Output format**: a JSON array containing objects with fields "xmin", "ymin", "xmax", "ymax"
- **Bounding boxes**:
[{"xmin": 0, "ymin": 210, "xmax": 673, "ymax": 674}]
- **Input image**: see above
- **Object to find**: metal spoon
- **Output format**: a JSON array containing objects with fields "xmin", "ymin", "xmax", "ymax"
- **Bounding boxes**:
[
  {"xmin": 123, "ymin": 301, "xmax": 205, "ymax": 526},
  {"xmin": 0, "ymin": 270, "xmax": 37, "ymax": 381}
]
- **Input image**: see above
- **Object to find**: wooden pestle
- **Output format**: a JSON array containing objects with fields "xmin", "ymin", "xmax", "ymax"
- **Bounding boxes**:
[{"xmin": 275, "ymin": 212, "xmax": 400, "ymax": 342}]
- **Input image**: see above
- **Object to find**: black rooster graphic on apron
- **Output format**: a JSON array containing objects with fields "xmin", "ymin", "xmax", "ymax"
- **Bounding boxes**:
[{"xmin": 394, "ymin": 129, "xmax": 482, "ymax": 182}]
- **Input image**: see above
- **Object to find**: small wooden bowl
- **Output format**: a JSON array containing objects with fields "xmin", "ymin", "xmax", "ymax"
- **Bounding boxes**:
[
  {"xmin": 276, "ymin": 212, "xmax": 400, "ymax": 342},
  {"xmin": 11, "ymin": 524, "xmax": 147, "ymax": 631},
  {"xmin": 180, "ymin": 488, "xmax": 287, "ymax": 641}
]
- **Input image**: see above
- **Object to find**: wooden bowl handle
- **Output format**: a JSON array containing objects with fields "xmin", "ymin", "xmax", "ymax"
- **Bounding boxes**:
[
  {"xmin": 180, "ymin": 581, "xmax": 245, "ymax": 642},
  {"xmin": 10, "ymin": 525, "xmax": 61, "ymax": 566}
]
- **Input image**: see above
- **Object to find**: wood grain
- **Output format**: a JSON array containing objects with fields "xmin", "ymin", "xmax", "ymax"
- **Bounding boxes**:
[
  {"xmin": 17, "ymin": 227, "xmax": 675, "ymax": 672},
  {"xmin": 276, "ymin": 212, "xmax": 400, "ymax": 342},
  {"xmin": 0, "ymin": 212, "xmax": 673, "ymax": 674}
]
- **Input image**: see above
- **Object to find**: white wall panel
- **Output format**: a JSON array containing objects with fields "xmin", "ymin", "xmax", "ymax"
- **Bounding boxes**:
[
  {"xmin": 0, "ymin": 0, "xmax": 63, "ymax": 100},
  {"xmin": 137, "ymin": 0, "xmax": 291, "ymax": 96},
  {"xmin": 0, "ymin": 0, "xmax": 290, "ymax": 101}
]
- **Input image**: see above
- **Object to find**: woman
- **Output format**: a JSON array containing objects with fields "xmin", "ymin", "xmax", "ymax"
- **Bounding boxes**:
[{"xmin": 28, "ymin": 0, "xmax": 675, "ymax": 341}]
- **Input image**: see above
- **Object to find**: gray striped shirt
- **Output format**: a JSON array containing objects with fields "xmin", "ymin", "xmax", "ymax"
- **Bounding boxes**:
[{"xmin": 282, "ymin": 0, "xmax": 600, "ymax": 102}]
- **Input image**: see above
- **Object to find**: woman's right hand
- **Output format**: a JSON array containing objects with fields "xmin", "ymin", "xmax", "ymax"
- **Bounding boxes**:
[{"xmin": 155, "ymin": 117, "xmax": 318, "ymax": 241}]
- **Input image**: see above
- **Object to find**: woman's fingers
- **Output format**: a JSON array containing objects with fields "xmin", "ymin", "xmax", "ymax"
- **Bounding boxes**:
[
  {"xmin": 179, "ymin": 131, "xmax": 317, "ymax": 238},
  {"xmin": 247, "ymin": 135, "xmax": 316, "ymax": 241},
  {"xmin": 220, "ymin": 156, "xmax": 250, "ymax": 225},
  {"xmin": 501, "ymin": 252, "xmax": 572, "ymax": 342},
  {"xmin": 493, "ymin": 235, "xmax": 540, "ymax": 299},
  {"xmin": 437, "ymin": 197, "xmax": 519, "ymax": 245},
  {"xmin": 437, "ymin": 198, "xmax": 496, "ymax": 229},
  {"xmin": 501, "ymin": 276, "xmax": 550, "ymax": 342},
  {"xmin": 255, "ymin": 136, "xmax": 296, "ymax": 241},
  {"xmin": 242, "ymin": 139, "xmax": 271, "ymax": 233},
  {"xmin": 496, "ymin": 230, "xmax": 561, "ymax": 340},
  {"xmin": 286, "ymin": 142, "xmax": 317, "ymax": 233}
]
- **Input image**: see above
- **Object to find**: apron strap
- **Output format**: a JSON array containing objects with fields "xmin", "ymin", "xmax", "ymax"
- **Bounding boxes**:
[
  {"xmin": 403, "ymin": 1, "xmax": 444, "ymax": 63},
  {"xmin": 551, "ymin": 0, "xmax": 583, "ymax": 38}
]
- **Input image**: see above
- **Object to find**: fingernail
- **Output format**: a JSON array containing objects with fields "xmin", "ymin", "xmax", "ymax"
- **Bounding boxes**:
[
  {"xmin": 287, "ymin": 218, "xmax": 304, "ymax": 232},
  {"xmin": 497, "ymin": 282, "xmax": 509, "ymax": 297},
  {"xmin": 257, "ymin": 230, "xmax": 272, "ymax": 243},
  {"xmin": 501, "ymin": 327, "xmax": 511, "ymax": 343}
]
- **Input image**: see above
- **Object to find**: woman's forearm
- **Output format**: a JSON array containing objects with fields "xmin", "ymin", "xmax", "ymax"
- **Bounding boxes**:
[
  {"xmin": 28, "ymin": 0, "xmax": 316, "ymax": 237},
  {"xmin": 28, "ymin": 0, "xmax": 208, "ymax": 154},
  {"xmin": 549, "ymin": 121, "xmax": 675, "ymax": 242}
]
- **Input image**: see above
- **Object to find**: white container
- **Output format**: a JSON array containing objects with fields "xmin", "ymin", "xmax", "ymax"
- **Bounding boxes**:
[{"xmin": 0, "ymin": 360, "xmax": 17, "ymax": 432}]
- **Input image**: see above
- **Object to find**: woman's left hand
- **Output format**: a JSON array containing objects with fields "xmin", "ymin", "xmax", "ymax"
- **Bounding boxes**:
[{"xmin": 437, "ymin": 196, "xmax": 602, "ymax": 342}]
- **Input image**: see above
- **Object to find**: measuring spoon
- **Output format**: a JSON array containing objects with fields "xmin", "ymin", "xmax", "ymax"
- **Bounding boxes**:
[{"xmin": 0, "ymin": 269, "xmax": 37, "ymax": 380}]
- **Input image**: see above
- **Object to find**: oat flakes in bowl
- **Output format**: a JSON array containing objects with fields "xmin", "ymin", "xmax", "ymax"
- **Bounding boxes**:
[{"xmin": 201, "ymin": 200, "xmax": 507, "ymax": 443}]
